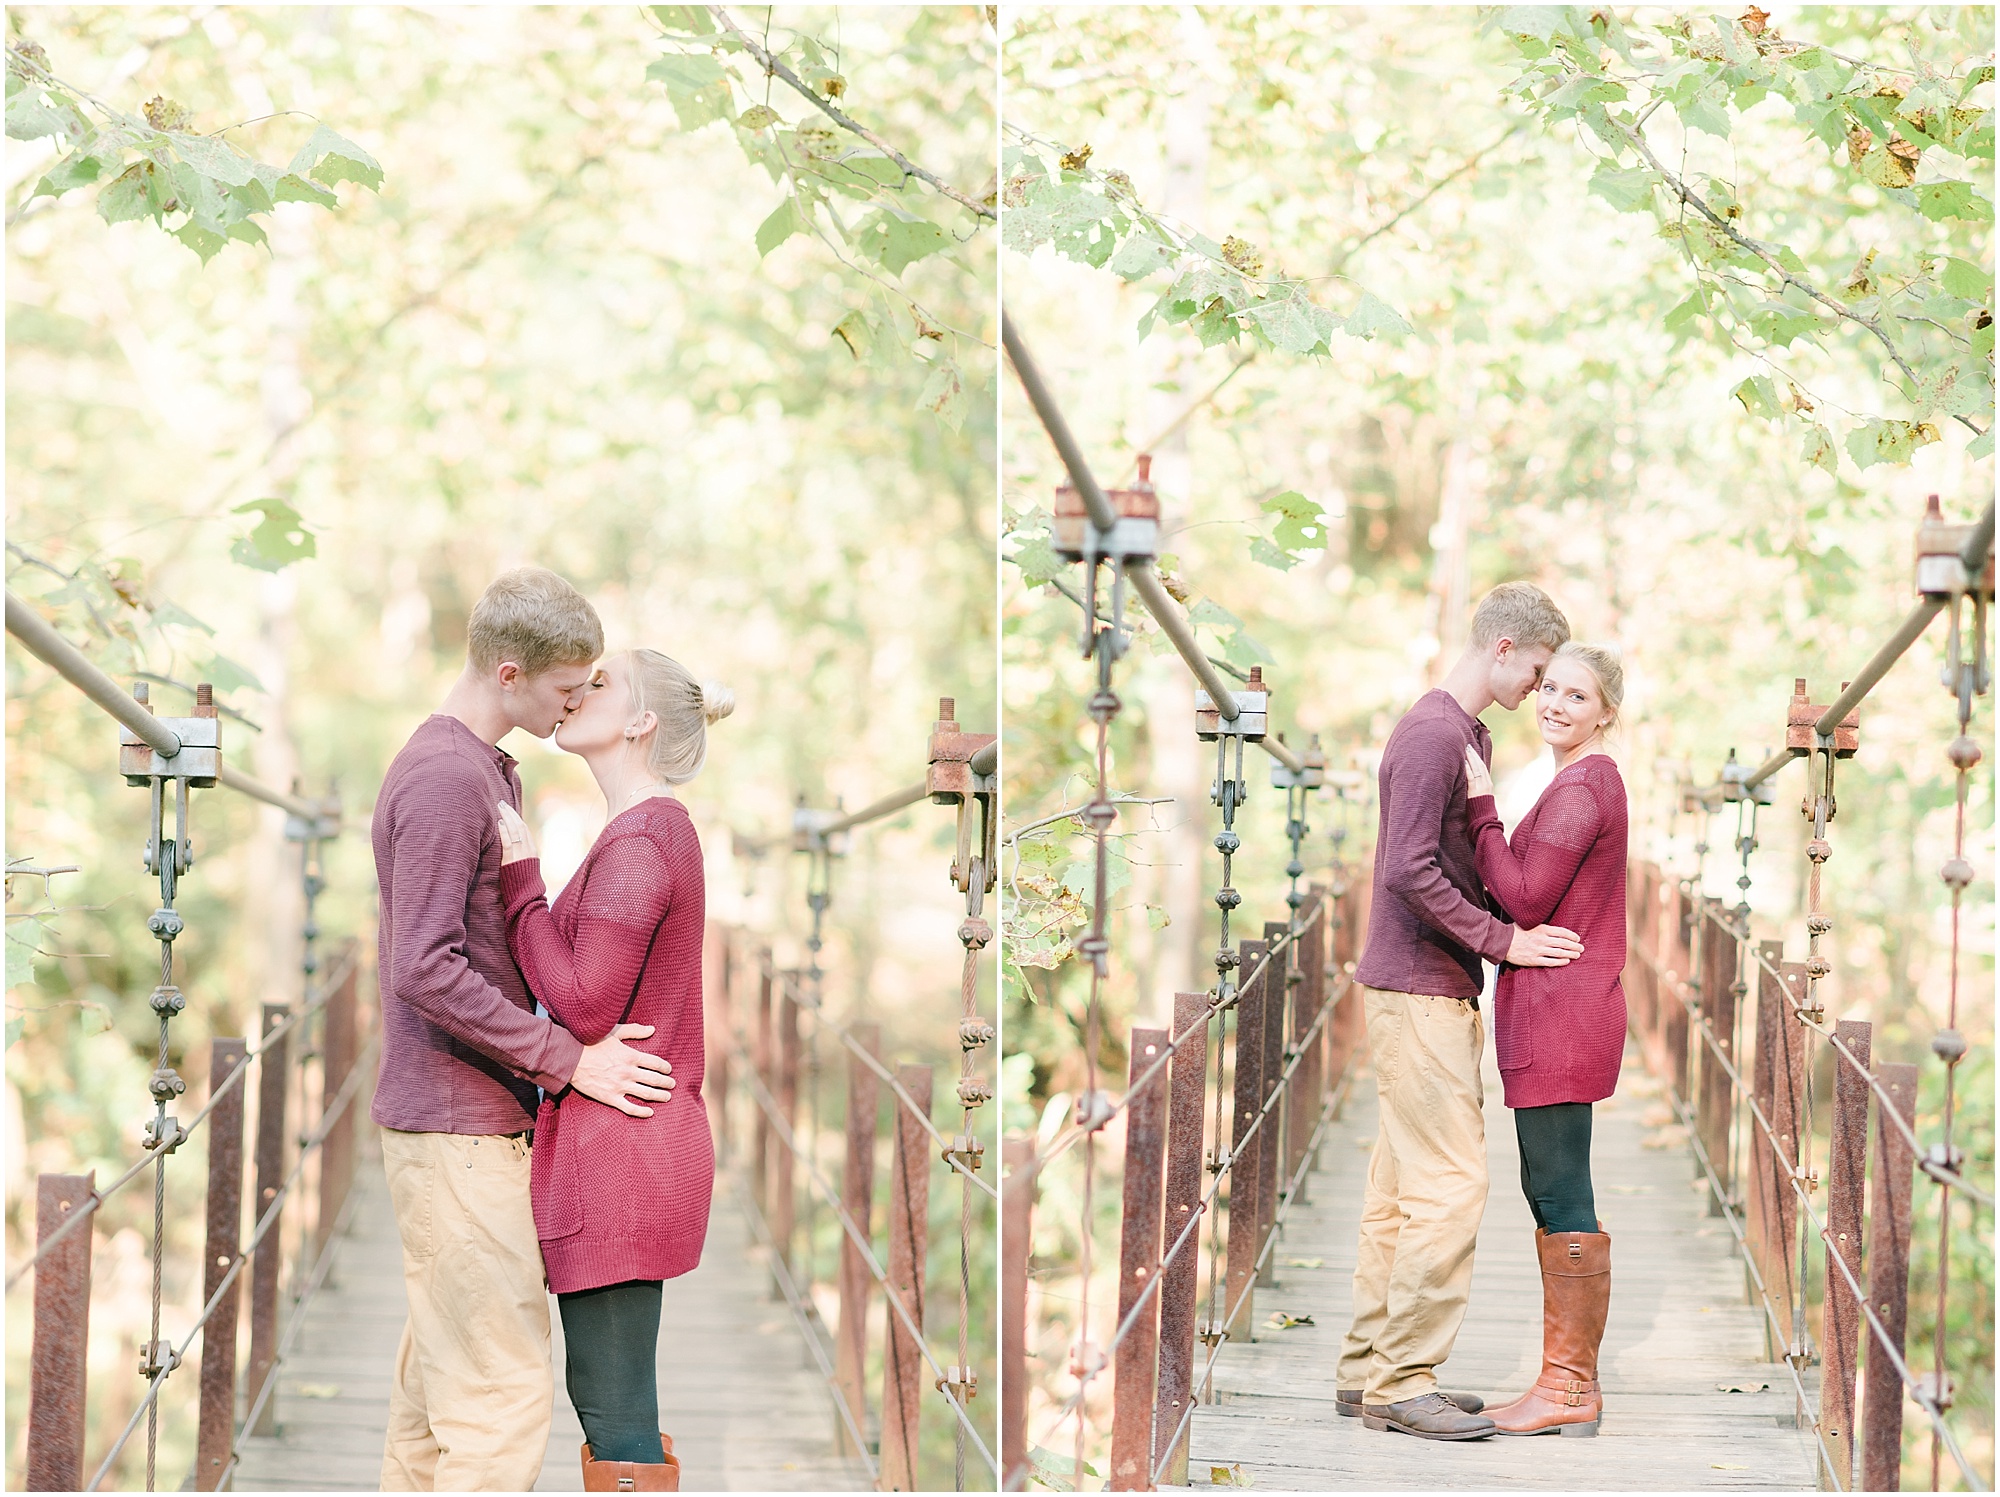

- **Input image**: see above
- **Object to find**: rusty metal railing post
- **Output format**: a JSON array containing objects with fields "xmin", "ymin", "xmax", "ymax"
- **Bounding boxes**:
[
  {"xmin": 26, "ymin": 1171, "xmax": 94, "ymax": 1491},
  {"xmin": 773, "ymin": 978, "xmax": 802, "ymax": 1286},
  {"xmin": 1771, "ymin": 961, "xmax": 1809, "ymax": 1364},
  {"xmin": 1289, "ymin": 888, "xmax": 1327, "ymax": 1188},
  {"xmin": 1254, "ymin": 921, "xmax": 1288, "ymax": 1289},
  {"xmin": 1331, "ymin": 879, "xmax": 1366, "ymax": 1114},
  {"xmin": 754, "ymin": 960, "xmax": 773, "ymax": 1233},
  {"xmin": 313, "ymin": 951, "xmax": 358, "ymax": 1263},
  {"xmin": 1699, "ymin": 901, "xmax": 1738, "ymax": 1216},
  {"xmin": 1110, "ymin": 1027, "xmax": 1169, "ymax": 1490},
  {"xmin": 247, "ymin": 1001, "xmax": 290, "ymax": 1438},
  {"xmin": 1002, "ymin": 1137, "xmax": 1035, "ymax": 1491},
  {"xmin": 1750, "ymin": 939, "xmax": 1782, "ymax": 1315},
  {"xmin": 1224, "ymin": 937, "xmax": 1269, "ymax": 1342},
  {"xmin": 196, "ymin": 1039, "xmax": 249, "ymax": 1489},
  {"xmin": 1861, "ymin": 1062, "xmax": 1918, "ymax": 1493},
  {"xmin": 1820, "ymin": 1018, "xmax": 1873, "ymax": 1491},
  {"xmin": 1154, "ymin": 991, "xmax": 1208, "ymax": 1489},
  {"xmin": 704, "ymin": 922, "xmax": 732, "ymax": 1160},
  {"xmin": 880, "ymin": 1063, "xmax": 934, "ymax": 1492},
  {"xmin": 836, "ymin": 1021, "xmax": 882, "ymax": 1459},
  {"xmin": 1669, "ymin": 886, "xmax": 1694, "ymax": 1102}
]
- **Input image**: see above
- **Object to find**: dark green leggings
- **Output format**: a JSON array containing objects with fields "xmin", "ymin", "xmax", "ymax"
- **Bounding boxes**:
[
  {"xmin": 1514, "ymin": 1102, "xmax": 1598, "ymax": 1235},
  {"xmin": 557, "ymin": 1279, "xmax": 665, "ymax": 1464}
]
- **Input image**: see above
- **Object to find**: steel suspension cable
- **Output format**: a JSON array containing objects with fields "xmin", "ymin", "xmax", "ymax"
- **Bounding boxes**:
[{"xmin": 726, "ymin": 1035, "xmax": 999, "ymax": 1474}]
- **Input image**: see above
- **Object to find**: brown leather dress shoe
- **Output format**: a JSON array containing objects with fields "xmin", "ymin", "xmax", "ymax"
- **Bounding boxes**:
[
  {"xmin": 1338, "ymin": 1387, "xmax": 1485, "ymax": 1416},
  {"xmin": 1360, "ymin": 1392, "xmax": 1497, "ymax": 1440}
]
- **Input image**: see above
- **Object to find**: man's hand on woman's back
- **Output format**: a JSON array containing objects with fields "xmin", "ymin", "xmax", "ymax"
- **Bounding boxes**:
[
  {"xmin": 1506, "ymin": 924, "xmax": 1584, "ymax": 967},
  {"xmin": 568, "ymin": 1023, "xmax": 676, "ymax": 1116}
]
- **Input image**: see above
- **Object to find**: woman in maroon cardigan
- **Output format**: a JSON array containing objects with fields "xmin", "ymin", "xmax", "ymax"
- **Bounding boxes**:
[
  {"xmin": 1462, "ymin": 641, "xmax": 1628, "ymax": 1439},
  {"xmin": 494, "ymin": 649, "xmax": 733, "ymax": 1491}
]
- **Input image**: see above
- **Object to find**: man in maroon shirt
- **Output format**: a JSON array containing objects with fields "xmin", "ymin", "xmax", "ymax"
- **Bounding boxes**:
[
  {"xmin": 372, "ymin": 568, "xmax": 676, "ymax": 1490},
  {"xmin": 1338, "ymin": 583, "xmax": 1584, "ymax": 1441}
]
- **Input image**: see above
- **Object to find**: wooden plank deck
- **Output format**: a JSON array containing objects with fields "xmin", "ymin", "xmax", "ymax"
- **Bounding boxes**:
[
  {"xmin": 1185, "ymin": 1041, "xmax": 1819, "ymax": 1491},
  {"xmin": 230, "ymin": 1153, "xmax": 868, "ymax": 1493}
]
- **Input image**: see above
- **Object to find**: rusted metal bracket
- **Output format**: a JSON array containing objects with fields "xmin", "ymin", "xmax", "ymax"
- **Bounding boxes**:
[
  {"xmin": 1267, "ymin": 734, "xmax": 1323, "ymax": 790},
  {"xmin": 1197, "ymin": 664, "xmax": 1270, "ymax": 742},
  {"xmin": 927, "ymin": 697, "xmax": 998, "ymax": 903},
  {"xmin": 1916, "ymin": 494, "xmax": 1996, "ymax": 601},
  {"xmin": 1786, "ymin": 678, "xmax": 1859, "ymax": 759},
  {"xmin": 1053, "ymin": 455, "xmax": 1160, "ymax": 566},
  {"xmin": 1719, "ymin": 747, "xmax": 1775, "ymax": 807}
]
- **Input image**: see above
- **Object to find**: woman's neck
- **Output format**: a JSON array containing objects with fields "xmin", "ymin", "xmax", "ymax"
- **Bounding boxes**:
[
  {"xmin": 1556, "ymin": 737, "xmax": 1604, "ymax": 770},
  {"xmin": 584, "ymin": 749, "xmax": 666, "ymax": 817}
]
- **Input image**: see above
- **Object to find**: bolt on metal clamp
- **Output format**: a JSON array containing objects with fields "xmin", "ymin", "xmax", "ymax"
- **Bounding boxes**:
[
  {"xmin": 1075, "ymin": 1090, "xmax": 1115, "ymax": 1132},
  {"xmin": 936, "ymin": 1366, "xmax": 979, "ymax": 1400},
  {"xmin": 941, "ymin": 1134, "xmax": 986, "ymax": 1170},
  {"xmin": 142, "ymin": 1113, "xmax": 186, "ymax": 1153},
  {"xmin": 138, "ymin": 1339, "xmax": 183, "ymax": 1380},
  {"xmin": 1197, "ymin": 665, "xmax": 1271, "ymax": 742},
  {"xmin": 1052, "ymin": 455, "xmax": 1160, "ymax": 565},
  {"xmin": 956, "ymin": 1077, "xmax": 993, "ymax": 1108},
  {"xmin": 1068, "ymin": 1341, "xmax": 1108, "ymax": 1379}
]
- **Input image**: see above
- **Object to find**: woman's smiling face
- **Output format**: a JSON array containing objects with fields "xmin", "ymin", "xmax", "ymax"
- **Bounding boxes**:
[{"xmin": 1536, "ymin": 654, "xmax": 1608, "ymax": 756}]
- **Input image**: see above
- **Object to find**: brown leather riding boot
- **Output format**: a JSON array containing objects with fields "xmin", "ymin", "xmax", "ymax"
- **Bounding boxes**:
[
  {"xmin": 1488, "ymin": 1228, "xmax": 1611, "ymax": 1437},
  {"xmin": 580, "ymin": 1434, "xmax": 680, "ymax": 1491}
]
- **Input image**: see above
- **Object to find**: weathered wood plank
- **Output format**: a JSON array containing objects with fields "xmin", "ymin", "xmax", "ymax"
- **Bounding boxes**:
[
  {"xmin": 230, "ymin": 1154, "xmax": 869, "ymax": 1493},
  {"xmin": 1185, "ymin": 1044, "xmax": 1816, "ymax": 1492}
]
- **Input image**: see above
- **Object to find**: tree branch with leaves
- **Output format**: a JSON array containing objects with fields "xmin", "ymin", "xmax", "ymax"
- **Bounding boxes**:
[
  {"xmin": 641, "ymin": 5, "xmax": 993, "ymax": 429},
  {"xmin": 5, "ymin": 38, "xmax": 380, "ymax": 261},
  {"xmin": 1492, "ymin": 4, "xmax": 1993, "ymax": 472}
]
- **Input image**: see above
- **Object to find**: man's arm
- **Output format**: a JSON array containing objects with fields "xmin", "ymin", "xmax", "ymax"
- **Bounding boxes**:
[
  {"xmin": 384, "ymin": 775, "xmax": 584, "ymax": 1091},
  {"xmin": 1379, "ymin": 729, "xmax": 1517, "ymax": 965}
]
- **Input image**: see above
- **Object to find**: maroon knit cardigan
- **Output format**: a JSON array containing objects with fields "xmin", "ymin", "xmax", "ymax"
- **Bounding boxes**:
[
  {"xmin": 1467, "ymin": 753, "xmax": 1630, "ymax": 1109},
  {"xmin": 499, "ymin": 797, "xmax": 714, "ymax": 1293}
]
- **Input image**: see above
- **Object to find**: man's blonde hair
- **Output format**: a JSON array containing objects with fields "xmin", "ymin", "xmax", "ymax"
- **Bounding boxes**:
[
  {"xmin": 466, "ymin": 567, "xmax": 603, "ymax": 676},
  {"xmin": 1468, "ymin": 582, "xmax": 1570, "ymax": 653}
]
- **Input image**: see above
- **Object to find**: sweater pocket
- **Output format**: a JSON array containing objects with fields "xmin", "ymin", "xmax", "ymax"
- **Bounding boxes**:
[
  {"xmin": 530, "ymin": 1098, "xmax": 585, "ymax": 1241},
  {"xmin": 1494, "ymin": 980, "xmax": 1534, "ymax": 1073}
]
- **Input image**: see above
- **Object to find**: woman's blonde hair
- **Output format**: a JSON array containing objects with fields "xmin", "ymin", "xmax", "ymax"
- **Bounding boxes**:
[
  {"xmin": 627, "ymin": 649, "xmax": 734, "ymax": 784},
  {"xmin": 1554, "ymin": 640, "xmax": 1625, "ymax": 730}
]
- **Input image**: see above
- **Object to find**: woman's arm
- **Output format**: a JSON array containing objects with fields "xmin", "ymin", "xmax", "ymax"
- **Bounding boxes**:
[
  {"xmin": 1467, "ymin": 780, "xmax": 1601, "ymax": 931},
  {"xmin": 499, "ymin": 830, "xmax": 671, "ymax": 1046}
]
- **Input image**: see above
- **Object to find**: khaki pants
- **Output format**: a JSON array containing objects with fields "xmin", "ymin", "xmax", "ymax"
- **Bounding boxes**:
[
  {"xmin": 1336, "ymin": 988, "xmax": 1489, "ymax": 1405},
  {"xmin": 379, "ymin": 1129, "xmax": 552, "ymax": 1491}
]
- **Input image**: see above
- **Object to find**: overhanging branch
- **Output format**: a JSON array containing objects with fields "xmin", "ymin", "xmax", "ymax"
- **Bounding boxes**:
[
  {"xmin": 1616, "ymin": 114, "xmax": 1985, "ymax": 439},
  {"xmin": 710, "ymin": 7, "xmax": 995, "ymax": 222}
]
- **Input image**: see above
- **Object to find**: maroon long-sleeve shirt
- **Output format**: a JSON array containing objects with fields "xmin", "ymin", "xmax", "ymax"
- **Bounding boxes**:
[
  {"xmin": 1469, "ymin": 754, "xmax": 1629, "ymax": 1107},
  {"xmin": 370, "ymin": 715, "xmax": 584, "ymax": 1134},
  {"xmin": 501, "ymin": 796, "xmax": 713, "ymax": 1293},
  {"xmin": 1354, "ymin": 689, "xmax": 1516, "ymax": 1000}
]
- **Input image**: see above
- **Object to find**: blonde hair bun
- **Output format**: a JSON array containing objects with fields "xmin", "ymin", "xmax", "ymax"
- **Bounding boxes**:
[
  {"xmin": 699, "ymin": 681, "xmax": 736, "ymax": 726},
  {"xmin": 625, "ymin": 649, "xmax": 725, "ymax": 784}
]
